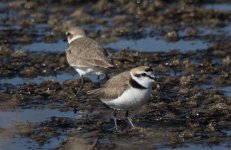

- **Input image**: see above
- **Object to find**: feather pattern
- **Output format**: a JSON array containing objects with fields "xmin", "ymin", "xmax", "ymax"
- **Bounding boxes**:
[
  {"xmin": 87, "ymin": 71, "xmax": 131, "ymax": 99},
  {"xmin": 87, "ymin": 66, "xmax": 155, "ymax": 110},
  {"xmin": 66, "ymin": 37, "xmax": 113, "ymax": 68}
]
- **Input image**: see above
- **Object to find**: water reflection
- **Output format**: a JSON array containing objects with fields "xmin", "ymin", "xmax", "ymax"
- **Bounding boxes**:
[
  {"xmin": 0, "ymin": 73, "xmax": 79, "ymax": 85},
  {"xmin": 0, "ymin": 108, "xmax": 81, "ymax": 128},
  {"xmin": 0, "ymin": 108, "xmax": 82, "ymax": 150},
  {"xmin": 16, "ymin": 37, "xmax": 209, "ymax": 52},
  {"xmin": 105, "ymin": 37, "xmax": 208, "ymax": 52},
  {"xmin": 18, "ymin": 40, "xmax": 67, "ymax": 52},
  {"xmin": 0, "ymin": 72, "xmax": 100, "ymax": 86},
  {"xmin": 203, "ymin": 3, "xmax": 231, "ymax": 11}
]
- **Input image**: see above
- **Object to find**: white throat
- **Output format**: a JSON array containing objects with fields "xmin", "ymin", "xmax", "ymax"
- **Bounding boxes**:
[{"xmin": 68, "ymin": 35, "xmax": 84, "ymax": 44}]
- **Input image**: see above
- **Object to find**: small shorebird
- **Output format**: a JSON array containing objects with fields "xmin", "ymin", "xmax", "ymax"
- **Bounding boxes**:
[
  {"xmin": 88, "ymin": 66, "xmax": 156, "ymax": 130},
  {"xmin": 65, "ymin": 27, "xmax": 113, "ymax": 92}
]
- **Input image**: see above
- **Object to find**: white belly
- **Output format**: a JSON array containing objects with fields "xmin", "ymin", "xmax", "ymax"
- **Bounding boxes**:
[
  {"xmin": 71, "ymin": 65, "xmax": 103, "ymax": 76},
  {"xmin": 101, "ymin": 87, "xmax": 152, "ymax": 110}
]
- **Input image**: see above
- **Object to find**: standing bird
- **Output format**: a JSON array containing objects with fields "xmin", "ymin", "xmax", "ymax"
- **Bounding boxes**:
[
  {"xmin": 87, "ymin": 66, "xmax": 156, "ymax": 130},
  {"xmin": 65, "ymin": 27, "xmax": 114, "ymax": 92}
]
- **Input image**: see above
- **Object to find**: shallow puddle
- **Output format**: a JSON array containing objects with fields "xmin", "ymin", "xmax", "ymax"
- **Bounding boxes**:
[
  {"xmin": 105, "ymin": 37, "xmax": 208, "ymax": 52},
  {"xmin": 15, "ymin": 35, "xmax": 210, "ymax": 52},
  {"xmin": 222, "ymin": 23, "xmax": 231, "ymax": 35},
  {"xmin": 0, "ymin": 108, "xmax": 81, "ymax": 128},
  {"xmin": 16, "ymin": 37, "xmax": 208, "ymax": 52},
  {"xmin": 201, "ymin": 84, "xmax": 231, "ymax": 97},
  {"xmin": 202, "ymin": 22, "xmax": 231, "ymax": 36},
  {"xmin": 17, "ymin": 40, "xmax": 67, "ymax": 52},
  {"xmin": 203, "ymin": 3, "xmax": 231, "ymax": 11},
  {"xmin": 0, "ymin": 72, "xmax": 102, "ymax": 86},
  {"xmin": 219, "ymin": 86, "xmax": 231, "ymax": 97},
  {"xmin": 0, "ymin": 127, "xmax": 69, "ymax": 150},
  {"xmin": 0, "ymin": 108, "xmax": 82, "ymax": 150},
  {"xmin": 0, "ymin": 134, "xmax": 37, "ymax": 150},
  {"xmin": 13, "ymin": 24, "xmax": 231, "ymax": 53},
  {"xmin": 13, "ymin": 23, "xmax": 231, "ymax": 53},
  {"xmin": 0, "ymin": 73, "xmax": 79, "ymax": 85},
  {"xmin": 161, "ymin": 144, "xmax": 230, "ymax": 150}
]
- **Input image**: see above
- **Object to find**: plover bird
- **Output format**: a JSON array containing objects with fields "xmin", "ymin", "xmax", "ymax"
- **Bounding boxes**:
[
  {"xmin": 88, "ymin": 66, "xmax": 156, "ymax": 130},
  {"xmin": 65, "ymin": 27, "xmax": 113, "ymax": 91}
]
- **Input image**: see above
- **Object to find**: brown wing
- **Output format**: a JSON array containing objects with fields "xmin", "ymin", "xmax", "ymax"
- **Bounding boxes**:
[
  {"xmin": 87, "ymin": 71, "xmax": 131, "ymax": 99},
  {"xmin": 66, "ymin": 37, "xmax": 113, "ymax": 68}
]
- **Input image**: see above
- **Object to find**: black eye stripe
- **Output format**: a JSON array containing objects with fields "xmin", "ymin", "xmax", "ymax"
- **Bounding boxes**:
[
  {"xmin": 134, "ymin": 74, "xmax": 141, "ymax": 77},
  {"xmin": 134, "ymin": 73, "xmax": 155, "ymax": 80},
  {"xmin": 134, "ymin": 73, "xmax": 148, "ymax": 78},
  {"xmin": 66, "ymin": 32, "xmax": 71, "ymax": 36},
  {"xmin": 141, "ymin": 73, "xmax": 146, "ymax": 76}
]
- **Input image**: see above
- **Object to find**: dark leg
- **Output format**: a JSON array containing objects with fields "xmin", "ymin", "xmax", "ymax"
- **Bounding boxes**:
[
  {"xmin": 98, "ymin": 74, "xmax": 109, "ymax": 82},
  {"xmin": 73, "ymin": 76, "xmax": 84, "ymax": 112},
  {"xmin": 125, "ymin": 110, "xmax": 135, "ymax": 128},
  {"xmin": 76, "ymin": 76, "xmax": 84, "ymax": 94},
  {"xmin": 105, "ymin": 74, "xmax": 109, "ymax": 80},
  {"xmin": 99, "ymin": 74, "xmax": 109, "ymax": 85},
  {"xmin": 113, "ymin": 109, "xmax": 118, "ymax": 130},
  {"xmin": 73, "ymin": 108, "xmax": 77, "ymax": 114}
]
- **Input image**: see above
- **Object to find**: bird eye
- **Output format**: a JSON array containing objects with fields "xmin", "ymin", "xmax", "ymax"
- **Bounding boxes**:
[
  {"xmin": 141, "ymin": 73, "xmax": 147, "ymax": 76},
  {"xmin": 134, "ymin": 73, "xmax": 148, "ymax": 78},
  {"xmin": 66, "ymin": 32, "xmax": 70, "ymax": 36}
]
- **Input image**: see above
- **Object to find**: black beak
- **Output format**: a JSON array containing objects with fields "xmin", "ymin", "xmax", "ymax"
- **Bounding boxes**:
[{"xmin": 148, "ymin": 75, "xmax": 157, "ymax": 80}]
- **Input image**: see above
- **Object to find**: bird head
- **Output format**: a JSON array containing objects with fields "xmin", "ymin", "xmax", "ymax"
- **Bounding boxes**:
[{"xmin": 66, "ymin": 27, "xmax": 86, "ymax": 44}]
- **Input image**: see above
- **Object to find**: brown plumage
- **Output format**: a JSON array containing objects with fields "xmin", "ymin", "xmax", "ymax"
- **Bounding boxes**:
[
  {"xmin": 87, "ymin": 66, "xmax": 154, "ymax": 99},
  {"xmin": 66, "ymin": 37, "xmax": 113, "ymax": 69},
  {"xmin": 87, "ymin": 66, "xmax": 155, "ymax": 130},
  {"xmin": 65, "ymin": 27, "xmax": 114, "ymax": 95},
  {"xmin": 87, "ymin": 71, "xmax": 131, "ymax": 99}
]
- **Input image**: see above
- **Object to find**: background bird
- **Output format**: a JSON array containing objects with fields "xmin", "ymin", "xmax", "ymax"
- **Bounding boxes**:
[{"xmin": 65, "ymin": 27, "xmax": 114, "ymax": 92}]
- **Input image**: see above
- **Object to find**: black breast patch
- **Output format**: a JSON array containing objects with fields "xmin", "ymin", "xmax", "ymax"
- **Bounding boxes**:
[{"xmin": 129, "ymin": 78, "xmax": 147, "ymax": 89}]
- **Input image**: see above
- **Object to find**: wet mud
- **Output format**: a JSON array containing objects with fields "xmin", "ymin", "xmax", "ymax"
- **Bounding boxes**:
[{"xmin": 0, "ymin": 0, "xmax": 230, "ymax": 150}]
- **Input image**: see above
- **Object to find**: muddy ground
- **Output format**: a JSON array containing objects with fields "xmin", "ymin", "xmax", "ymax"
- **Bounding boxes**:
[{"xmin": 0, "ymin": 0, "xmax": 230, "ymax": 150}]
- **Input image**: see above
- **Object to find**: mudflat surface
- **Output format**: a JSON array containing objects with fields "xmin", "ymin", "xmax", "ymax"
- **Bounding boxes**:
[{"xmin": 0, "ymin": 0, "xmax": 230, "ymax": 150}]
